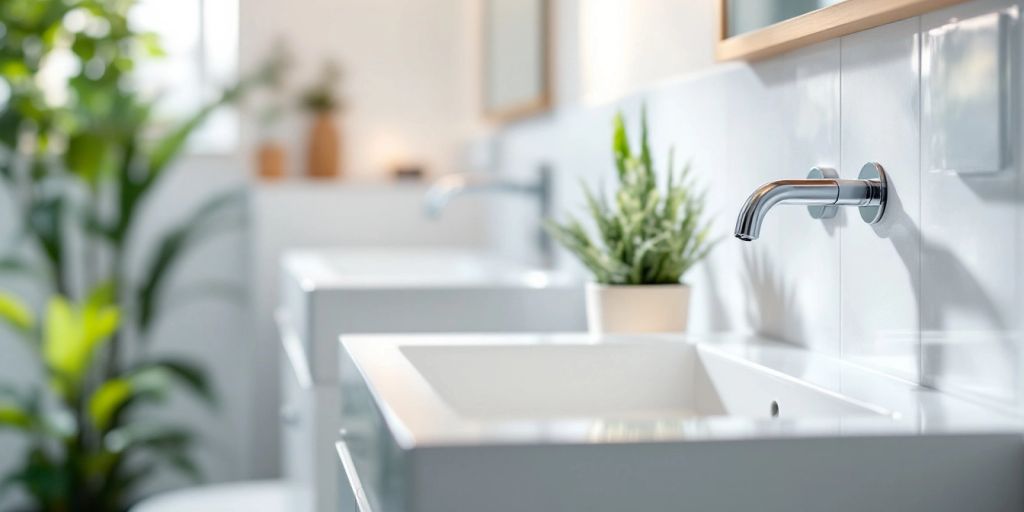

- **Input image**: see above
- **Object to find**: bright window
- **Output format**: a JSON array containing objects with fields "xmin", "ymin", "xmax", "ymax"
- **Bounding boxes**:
[{"xmin": 131, "ymin": 0, "xmax": 240, "ymax": 154}]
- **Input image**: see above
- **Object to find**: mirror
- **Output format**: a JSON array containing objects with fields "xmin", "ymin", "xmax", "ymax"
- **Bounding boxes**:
[
  {"xmin": 725, "ymin": 1, "xmax": 845, "ymax": 37},
  {"xmin": 718, "ymin": 0, "xmax": 968, "ymax": 61},
  {"xmin": 482, "ymin": 0, "xmax": 551, "ymax": 122}
]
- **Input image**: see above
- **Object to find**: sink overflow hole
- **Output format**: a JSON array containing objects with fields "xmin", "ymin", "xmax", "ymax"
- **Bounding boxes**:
[{"xmin": 770, "ymin": 401, "xmax": 780, "ymax": 418}]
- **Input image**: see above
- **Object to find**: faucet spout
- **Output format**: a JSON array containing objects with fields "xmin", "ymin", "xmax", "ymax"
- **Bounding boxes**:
[
  {"xmin": 734, "ymin": 164, "xmax": 888, "ymax": 241},
  {"xmin": 423, "ymin": 165, "xmax": 555, "ymax": 267},
  {"xmin": 423, "ymin": 174, "xmax": 474, "ymax": 218},
  {"xmin": 734, "ymin": 179, "xmax": 838, "ymax": 241}
]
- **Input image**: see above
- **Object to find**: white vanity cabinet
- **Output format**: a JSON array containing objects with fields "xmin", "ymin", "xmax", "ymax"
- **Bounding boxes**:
[{"xmin": 279, "ymin": 318, "xmax": 341, "ymax": 512}]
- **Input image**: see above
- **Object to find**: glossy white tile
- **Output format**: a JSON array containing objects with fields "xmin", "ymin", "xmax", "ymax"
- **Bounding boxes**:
[
  {"xmin": 920, "ymin": 0, "xmax": 1023, "ymax": 409},
  {"xmin": 840, "ymin": 18, "xmax": 923, "ymax": 381}
]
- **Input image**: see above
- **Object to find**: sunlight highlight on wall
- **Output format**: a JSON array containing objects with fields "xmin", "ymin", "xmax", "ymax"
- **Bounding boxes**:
[{"xmin": 578, "ymin": 0, "xmax": 716, "ymax": 106}]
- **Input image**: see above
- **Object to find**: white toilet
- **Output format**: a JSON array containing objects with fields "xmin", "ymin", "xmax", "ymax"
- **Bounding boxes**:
[{"xmin": 131, "ymin": 480, "xmax": 288, "ymax": 512}]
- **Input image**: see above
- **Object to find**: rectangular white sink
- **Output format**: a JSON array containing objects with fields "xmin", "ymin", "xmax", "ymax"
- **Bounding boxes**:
[
  {"xmin": 338, "ymin": 334, "xmax": 1024, "ymax": 512},
  {"xmin": 280, "ymin": 248, "xmax": 585, "ymax": 384},
  {"xmin": 399, "ymin": 343, "xmax": 883, "ymax": 422}
]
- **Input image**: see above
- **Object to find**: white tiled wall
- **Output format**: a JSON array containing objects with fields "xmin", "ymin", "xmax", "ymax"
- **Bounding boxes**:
[
  {"xmin": 488, "ymin": 0, "xmax": 1024, "ymax": 412},
  {"xmin": 839, "ymin": 17, "xmax": 923, "ymax": 383},
  {"xmin": 918, "ymin": 0, "xmax": 1024, "ymax": 409}
]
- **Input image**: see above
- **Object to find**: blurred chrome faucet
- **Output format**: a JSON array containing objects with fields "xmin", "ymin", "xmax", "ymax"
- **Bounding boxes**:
[
  {"xmin": 424, "ymin": 165, "xmax": 554, "ymax": 266},
  {"xmin": 734, "ymin": 163, "xmax": 888, "ymax": 241}
]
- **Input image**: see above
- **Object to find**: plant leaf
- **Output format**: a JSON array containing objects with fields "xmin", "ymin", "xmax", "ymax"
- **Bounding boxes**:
[
  {"xmin": 612, "ymin": 112, "xmax": 630, "ymax": 178},
  {"xmin": 0, "ymin": 292, "xmax": 35, "ymax": 336},
  {"xmin": 103, "ymin": 423, "xmax": 200, "ymax": 485},
  {"xmin": 136, "ymin": 189, "xmax": 245, "ymax": 335},
  {"xmin": 1, "ymin": 448, "xmax": 68, "ymax": 507},
  {"xmin": 88, "ymin": 378, "xmax": 133, "ymax": 432},
  {"xmin": 550, "ymin": 105, "xmax": 716, "ymax": 285},
  {"xmin": 65, "ymin": 132, "xmax": 112, "ymax": 185},
  {"xmin": 145, "ymin": 359, "xmax": 216, "ymax": 405},
  {"xmin": 0, "ymin": 403, "xmax": 32, "ymax": 430},
  {"xmin": 44, "ymin": 291, "xmax": 120, "ymax": 395},
  {"xmin": 26, "ymin": 192, "xmax": 65, "ymax": 278},
  {"xmin": 105, "ymin": 423, "xmax": 188, "ymax": 452},
  {"xmin": 43, "ymin": 297, "xmax": 77, "ymax": 379}
]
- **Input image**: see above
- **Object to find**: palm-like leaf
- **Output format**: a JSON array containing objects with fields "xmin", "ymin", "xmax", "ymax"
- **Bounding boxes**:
[
  {"xmin": 0, "ymin": 388, "xmax": 34, "ymax": 431},
  {"xmin": 87, "ymin": 356, "xmax": 216, "ymax": 435},
  {"xmin": 43, "ymin": 285, "xmax": 120, "ymax": 397},
  {"xmin": 130, "ymin": 358, "xmax": 216, "ymax": 405},
  {"xmin": 135, "ymin": 189, "xmax": 246, "ymax": 336},
  {"xmin": 0, "ymin": 292, "xmax": 35, "ymax": 337}
]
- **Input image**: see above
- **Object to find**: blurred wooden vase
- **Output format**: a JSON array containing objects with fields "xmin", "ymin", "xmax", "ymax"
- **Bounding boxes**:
[
  {"xmin": 307, "ymin": 113, "xmax": 341, "ymax": 179},
  {"xmin": 257, "ymin": 141, "xmax": 287, "ymax": 181}
]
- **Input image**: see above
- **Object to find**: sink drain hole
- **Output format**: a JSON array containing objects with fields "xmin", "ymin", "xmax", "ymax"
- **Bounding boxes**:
[{"xmin": 770, "ymin": 401, "xmax": 780, "ymax": 418}]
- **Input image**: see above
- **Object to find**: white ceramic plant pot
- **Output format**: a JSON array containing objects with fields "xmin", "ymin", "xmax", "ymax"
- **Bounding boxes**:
[{"xmin": 585, "ymin": 283, "xmax": 691, "ymax": 335}]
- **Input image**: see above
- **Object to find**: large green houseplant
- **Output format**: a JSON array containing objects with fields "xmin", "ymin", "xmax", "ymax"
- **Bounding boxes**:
[
  {"xmin": 0, "ymin": 1, "xmax": 282, "ymax": 510},
  {"xmin": 548, "ymin": 109, "xmax": 716, "ymax": 333}
]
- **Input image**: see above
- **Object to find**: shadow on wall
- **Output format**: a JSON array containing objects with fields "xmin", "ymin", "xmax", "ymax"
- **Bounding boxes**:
[
  {"xmin": 870, "ymin": 169, "xmax": 1011, "ymax": 396},
  {"xmin": 741, "ymin": 247, "xmax": 803, "ymax": 342},
  {"xmin": 698, "ymin": 259, "xmax": 732, "ymax": 332}
]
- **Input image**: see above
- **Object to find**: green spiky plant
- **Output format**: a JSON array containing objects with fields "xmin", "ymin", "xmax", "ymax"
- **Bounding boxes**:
[
  {"xmin": 0, "ymin": 0, "xmax": 284, "ymax": 510},
  {"xmin": 547, "ymin": 109, "xmax": 716, "ymax": 285}
]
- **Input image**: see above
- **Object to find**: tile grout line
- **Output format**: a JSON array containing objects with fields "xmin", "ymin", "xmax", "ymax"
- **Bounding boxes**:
[
  {"xmin": 838, "ymin": 36, "xmax": 844, "ymax": 360},
  {"xmin": 916, "ymin": 15, "xmax": 925, "ymax": 384}
]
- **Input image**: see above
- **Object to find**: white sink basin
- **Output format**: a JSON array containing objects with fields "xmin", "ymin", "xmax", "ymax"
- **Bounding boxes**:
[
  {"xmin": 338, "ymin": 334, "xmax": 1024, "ymax": 512},
  {"xmin": 280, "ymin": 248, "xmax": 585, "ymax": 383},
  {"xmin": 399, "ymin": 342, "xmax": 884, "ymax": 422}
]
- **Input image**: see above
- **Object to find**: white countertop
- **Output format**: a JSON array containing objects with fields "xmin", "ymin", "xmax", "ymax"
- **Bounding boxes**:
[{"xmin": 342, "ymin": 332, "xmax": 1024, "ymax": 448}]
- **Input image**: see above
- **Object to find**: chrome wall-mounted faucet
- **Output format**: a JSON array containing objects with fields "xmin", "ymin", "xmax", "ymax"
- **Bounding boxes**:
[
  {"xmin": 734, "ymin": 162, "xmax": 888, "ymax": 241},
  {"xmin": 424, "ymin": 165, "xmax": 554, "ymax": 266}
]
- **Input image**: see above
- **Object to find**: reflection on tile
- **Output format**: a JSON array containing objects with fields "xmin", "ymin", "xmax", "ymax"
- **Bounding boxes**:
[
  {"xmin": 839, "ymin": 18, "xmax": 922, "ymax": 382},
  {"xmin": 920, "ymin": 0, "xmax": 1023, "ymax": 409},
  {"xmin": 923, "ymin": 5, "xmax": 1014, "ymax": 174}
]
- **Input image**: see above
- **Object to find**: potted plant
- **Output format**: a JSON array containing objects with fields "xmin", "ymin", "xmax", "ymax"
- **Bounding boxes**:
[
  {"xmin": 547, "ymin": 109, "xmax": 716, "ymax": 334},
  {"xmin": 255, "ymin": 44, "xmax": 293, "ymax": 181},
  {"xmin": 301, "ymin": 61, "xmax": 345, "ymax": 179},
  {"xmin": 0, "ymin": 0, "xmax": 282, "ymax": 509}
]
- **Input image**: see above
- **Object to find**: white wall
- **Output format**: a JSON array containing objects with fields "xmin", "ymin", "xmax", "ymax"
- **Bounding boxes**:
[
  {"xmin": 239, "ymin": 0, "xmax": 480, "ymax": 180},
  {"xmin": 491, "ymin": 0, "xmax": 1024, "ymax": 412},
  {"xmin": 578, "ymin": 0, "xmax": 716, "ymax": 104}
]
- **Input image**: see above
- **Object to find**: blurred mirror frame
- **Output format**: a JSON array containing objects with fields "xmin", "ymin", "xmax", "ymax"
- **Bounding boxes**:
[
  {"xmin": 482, "ymin": 0, "xmax": 552, "ymax": 122},
  {"xmin": 717, "ymin": 0, "xmax": 969, "ymax": 61}
]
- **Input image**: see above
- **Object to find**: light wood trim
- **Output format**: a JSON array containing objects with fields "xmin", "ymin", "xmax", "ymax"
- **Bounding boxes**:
[
  {"xmin": 717, "ymin": 0, "xmax": 970, "ymax": 61},
  {"xmin": 482, "ymin": 0, "xmax": 553, "ymax": 123}
]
